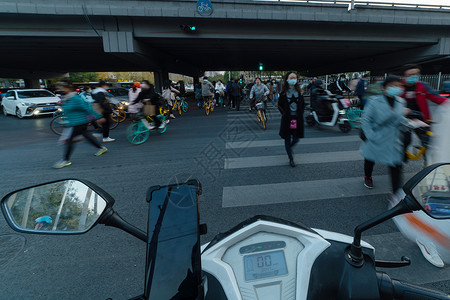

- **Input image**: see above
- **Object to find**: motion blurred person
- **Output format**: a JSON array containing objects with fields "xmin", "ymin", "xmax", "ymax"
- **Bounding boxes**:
[
  {"xmin": 53, "ymin": 81, "xmax": 107, "ymax": 169},
  {"xmin": 401, "ymin": 64, "xmax": 449, "ymax": 162},
  {"xmin": 278, "ymin": 72, "xmax": 305, "ymax": 168},
  {"xmin": 135, "ymin": 80, "xmax": 164, "ymax": 129},
  {"xmin": 92, "ymin": 80, "xmax": 115, "ymax": 143},
  {"xmin": 360, "ymin": 76, "xmax": 428, "ymax": 193},
  {"xmin": 127, "ymin": 82, "xmax": 142, "ymax": 120}
]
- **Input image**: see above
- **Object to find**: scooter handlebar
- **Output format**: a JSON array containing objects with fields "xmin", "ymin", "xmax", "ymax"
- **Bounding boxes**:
[{"xmin": 377, "ymin": 272, "xmax": 450, "ymax": 300}]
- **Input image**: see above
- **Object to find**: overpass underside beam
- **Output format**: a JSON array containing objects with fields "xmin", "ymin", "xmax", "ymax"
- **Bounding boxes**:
[
  {"xmin": 102, "ymin": 31, "xmax": 200, "ymax": 77},
  {"xmin": 308, "ymin": 38, "xmax": 450, "ymax": 75}
]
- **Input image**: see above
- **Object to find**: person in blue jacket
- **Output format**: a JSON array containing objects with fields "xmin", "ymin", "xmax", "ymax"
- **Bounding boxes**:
[
  {"xmin": 355, "ymin": 74, "xmax": 369, "ymax": 108},
  {"xmin": 53, "ymin": 81, "xmax": 108, "ymax": 169}
]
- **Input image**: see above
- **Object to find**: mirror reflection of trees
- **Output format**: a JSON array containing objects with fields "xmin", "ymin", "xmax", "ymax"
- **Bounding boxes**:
[
  {"xmin": 413, "ymin": 166, "xmax": 450, "ymax": 205},
  {"xmin": 6, "ymin": 181, "xmax": 106, "ymax": 232}
]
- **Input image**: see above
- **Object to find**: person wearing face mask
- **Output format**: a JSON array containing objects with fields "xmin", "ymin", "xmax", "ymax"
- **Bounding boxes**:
[
  {"xmin": 268, "ymin": 80, "xmax": 279, "ymax": 106},
  {"xmin": 360, "ymin": 76, "xmax": 428, "ymax": 194},
  {"xmin": 278, "ymin": 72, "xmax": 305, "ymax": 168},
  {"xmin": 331, "ymin": 74, "xmax": 351, "ymax": 96},
  {"xmin": 249, "ymin": 78, "xmax": 269, "ymax": 112},
  {"xmin": 401, "ymin": 64, "xmax": 449, "ymax": 162}
]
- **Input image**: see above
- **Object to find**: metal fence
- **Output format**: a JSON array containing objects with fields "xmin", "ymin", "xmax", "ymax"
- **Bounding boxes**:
[
  {"xmin": 420, "ymin": 74, "xmax": 450, "ymax": 91},
  {"xmin": 252, "ymin": 0, "xmax": 450, "ymax": 10}
]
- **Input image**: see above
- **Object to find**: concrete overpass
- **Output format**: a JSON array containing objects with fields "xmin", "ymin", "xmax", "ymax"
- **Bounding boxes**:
[{"xmin": 0, "ymin": 0, "xmax": 450, "ymax": 85}]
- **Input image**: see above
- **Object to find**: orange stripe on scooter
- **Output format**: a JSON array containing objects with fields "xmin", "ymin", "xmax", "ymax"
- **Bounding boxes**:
[{"xmin": 404, "ymin": 214, "xmax": 450, "ymax": 249}]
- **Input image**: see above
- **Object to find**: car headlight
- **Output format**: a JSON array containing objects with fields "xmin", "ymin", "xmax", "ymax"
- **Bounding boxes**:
[{"xmin": 121, "ymin": 101, "xmax": 129, "ymax": 106}]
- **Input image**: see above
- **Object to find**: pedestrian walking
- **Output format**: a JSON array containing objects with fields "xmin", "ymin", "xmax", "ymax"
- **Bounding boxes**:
[
  {"xmin": 53, "ymin": 81, "xmax": 107, "ymax": 169},
  {"xmin": 127, "ymin": 82, "xmax": 142, "ymax": 120},
  {"xmin": 278, "ymin": 72, "xmax": 305, "ymax": 168},
  {"xmin": 268, "ymin": 80, "xmax": 279, "ymax": 106},
  {"xmin": 91, "ymin": 80, "xmax": 115, "ymax": 143},
  {"xmin": 195, "ymin": 83, "xmax": 203, "ymax": 108},
  {"xmin": 231, "ymin": 79, "xmax": 242, "ymax": 111},
  {"xmin": 226, "ymin": 79, "xmax": 234, "ymax": 109},
  {"xmin": 360, "ymin": 75, "xmax": 428, "ymax": 194},
  {"xmin": 355, "ymin": 74, "xmax": 369, "ymax": 109}
]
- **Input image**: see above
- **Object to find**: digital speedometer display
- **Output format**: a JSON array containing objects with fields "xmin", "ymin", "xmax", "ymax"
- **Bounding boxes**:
[{"xmin": 243, "ymin": 250, "xmax": 288, "ymax": 281}]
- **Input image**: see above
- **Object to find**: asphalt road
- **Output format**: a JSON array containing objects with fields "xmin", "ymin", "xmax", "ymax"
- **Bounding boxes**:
[{"xmin": 0, "ymin": 103, "xmax": 449, "ymax": 299}]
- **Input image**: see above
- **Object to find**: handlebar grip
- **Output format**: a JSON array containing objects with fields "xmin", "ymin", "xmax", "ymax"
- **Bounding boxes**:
[{"xmin": 377, "ymin": 272, "xmax": 450, "ymax": 300}]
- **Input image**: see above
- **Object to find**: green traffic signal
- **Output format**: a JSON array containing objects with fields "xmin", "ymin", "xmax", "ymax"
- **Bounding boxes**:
[
  {"xmin": 189, "ymin": 26, "xmax": 196, "ymax": 31},
  {"xmin": 259, "ymin": 64, "xmax": 263, "ymax": 71}
]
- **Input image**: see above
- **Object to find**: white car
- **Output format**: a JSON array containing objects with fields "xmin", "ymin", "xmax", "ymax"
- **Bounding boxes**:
[{"xmin": 2, "ymin": 89, "xmax": 61, "ymax": 118}]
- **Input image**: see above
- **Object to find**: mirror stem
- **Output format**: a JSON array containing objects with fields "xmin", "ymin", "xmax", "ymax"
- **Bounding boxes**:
[
  {"xmin": 348, "ymin": 197, "xmax": 416, "ymax": 266},
  {"xmin": 100, "ymin": 209, "xmax": 147, "ymax": 242}
]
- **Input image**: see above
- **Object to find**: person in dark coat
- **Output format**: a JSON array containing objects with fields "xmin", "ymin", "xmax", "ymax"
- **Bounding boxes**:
[
  {"xmin": 231, "ymin": 79, "xmax": 242, "ymax": 111},
  {"xmin": 278, "ymin": 71, "xmax": 305, "ymax": 168},
  {"xmin": 355, "ymin": 74, "xmax": 369, "ymax": 108}
]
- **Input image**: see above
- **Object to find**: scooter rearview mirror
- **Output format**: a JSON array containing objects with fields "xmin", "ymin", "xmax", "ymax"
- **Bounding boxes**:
[
  {"xmin": 1, "ymin": 179, "xmax": 114, "ymax": 235},
  {"xmin": 348, "ymin": 163, "xmax": 450, "ymax": 266},
  {"xmin": 403, "ymin": 163, "xmax": 450, "ymax": 220}
]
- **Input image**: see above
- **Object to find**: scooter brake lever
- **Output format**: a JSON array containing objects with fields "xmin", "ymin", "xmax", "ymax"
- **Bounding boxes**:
[{"xmin": 375, "ymin": 256, "xmax": 411, "ymax": 268}]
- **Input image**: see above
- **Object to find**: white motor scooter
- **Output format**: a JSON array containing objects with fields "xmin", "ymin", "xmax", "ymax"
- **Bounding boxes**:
[
  {"xmin": 305, "ymin": 91, "xmax": 351, "ymax": 133},
  {"xmin": 2, "ymin": 166, "xmax": 450, "ymax": 299}
]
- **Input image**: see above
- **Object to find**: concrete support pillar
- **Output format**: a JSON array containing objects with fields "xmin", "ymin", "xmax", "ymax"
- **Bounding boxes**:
[
  {"xmin": 153, "ymin": 71, "xmax": 169, "ymax": 93},
  {"xmin": 24, "ymin": 79, "xmax": 40, "ymax": 89},
  {"xmin": 193, "ymin": 76, "xmax": 200, "ymax": 87}
]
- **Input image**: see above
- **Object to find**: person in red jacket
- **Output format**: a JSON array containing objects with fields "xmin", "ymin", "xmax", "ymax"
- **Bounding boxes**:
[
  {"xmin": 402, "ymin": 64, "xmax": 448, "ymax": 121},
  {"xmin": 402, "ymin": 64, "xmax": 449, "ymax": 162}
]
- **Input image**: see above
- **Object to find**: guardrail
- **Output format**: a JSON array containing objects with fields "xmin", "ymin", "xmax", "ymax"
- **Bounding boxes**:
[{"xmin": 253, "ymin": 0, "xmax": 450, "ymax": 10}]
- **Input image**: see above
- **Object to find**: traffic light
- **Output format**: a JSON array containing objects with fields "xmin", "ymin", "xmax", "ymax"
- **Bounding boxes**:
[
  {"xmin": 180, "ymin": 25, "xmax": 197, "ymax": 32},
  {"xmin": 239, "ymin": 76, "xmax": 243, "ymax": 84},
  {"xmin": 259, "ymin": 64, "xmax": 263, "ymax": 71}
]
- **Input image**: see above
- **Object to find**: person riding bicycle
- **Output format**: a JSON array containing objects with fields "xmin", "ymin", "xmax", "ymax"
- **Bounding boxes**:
[
  {"xmin": 34, "ymin": 216, "xmax": 52, "ymax": 230},
  {"xmin": 249, "ymin": 78, "xmax": 269, "ymax": 112},
  {"xmin": 202, "ymin": 76, "xmax": 215, "ymax": 107},
  {"xmin": 162, "ymin": 80, "xmax": 180, "ymax": 119},
  {"xmin": 133, "ymin": 80, "xmax": 165, "ymax": 130},
  {"xmin": 401, "ymin": 64, "xmax": 449, "ymax": 161}
]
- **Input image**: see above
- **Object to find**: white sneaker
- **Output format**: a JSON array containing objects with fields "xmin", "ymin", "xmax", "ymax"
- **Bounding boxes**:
[
  {"xmin": 416, "ymin": 238, "xmax": 444, "ymax": 268},
  {"xmin": 170, "ymin": 114, "xmax": 176, "ymax": 119},
  {"xmin": 142, "ymin": 119, "xmax": 155, "ymax": 130},
  {"xmin": 165, "ymin": 119, "xmax": 170, "ymax": 124},
  {"xmin": 102, "ymin": 137, "xmax": 116, "ymax": 143},
  {"xmin": 158, "ymin": 123, "xmax": 166, "ymax": 129},
  {"xmin": 53, "ymin": 160, "xmax": 71, "ymax": 169}
]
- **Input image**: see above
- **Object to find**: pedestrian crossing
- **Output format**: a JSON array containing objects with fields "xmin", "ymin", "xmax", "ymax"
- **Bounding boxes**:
[
  {"xmin": 217, "ymin": 106, "xmax": 450, "ymax": 285},
  {"xmin": 220, "ymin": 106, "xmax": 423, "ymax": 208}
]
